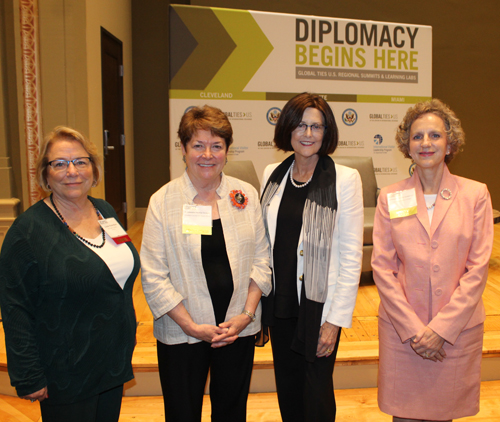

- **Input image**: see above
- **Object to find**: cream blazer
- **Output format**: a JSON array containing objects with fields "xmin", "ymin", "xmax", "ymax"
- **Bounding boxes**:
[
  {"xmin": 141, "ymin": 171, "xmax": 272, "ymax": 345},
  {"xmin": 262, "ymin": 162, "xmax": 363, "ymax": 328},
  {"xmin": 372, "ymin": 166, "xmax": 493, "ymax": 344}
]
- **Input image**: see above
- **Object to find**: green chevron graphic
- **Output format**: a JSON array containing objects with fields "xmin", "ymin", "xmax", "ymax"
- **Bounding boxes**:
[
  {"xmin": 170, "ymin": 6, "xmax": 274, "ymax": 94},
  {"xmin": 170, "ymin": 6, "xmax": 236, "ymax": 90},
  {"xmin": 205, "ymin": 8, "xmax": 274, "ymax": 92}
]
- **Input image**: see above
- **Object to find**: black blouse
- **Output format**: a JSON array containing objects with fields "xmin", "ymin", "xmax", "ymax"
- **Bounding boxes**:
[
  {"xmin": 201, "ymin": 218, "xmax": 234, "ymax": 325},
  {"xmin": 273, "ymin": 176, "xmax": 309, "ymax": 318}
]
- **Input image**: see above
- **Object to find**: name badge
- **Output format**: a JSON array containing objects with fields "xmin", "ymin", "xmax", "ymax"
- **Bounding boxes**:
[
  {"xmin": 387, "ymin": 188, "xmax": 418, "ymax": 219},
  {"xmin": 182, "ymin": 204, "xmax": 212, "ymax": 235},
  {"xmin": 98, "ymin": 218, "xmax": 132, "ymax": 244}
]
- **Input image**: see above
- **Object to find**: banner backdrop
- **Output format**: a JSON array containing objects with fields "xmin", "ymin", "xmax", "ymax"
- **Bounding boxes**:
[{"xmin": 169, "ymin": 5, "xmax": 432, "ymax": 186}]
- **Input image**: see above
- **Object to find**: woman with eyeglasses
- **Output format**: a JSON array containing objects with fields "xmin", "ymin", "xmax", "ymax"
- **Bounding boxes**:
[
  {"xmin": 259, "ymin": 92, "xmax": 364, "ymax": 421},
  {"xmin": 0, "ymin": 126, "xmax": 140, "ymax": 422}
]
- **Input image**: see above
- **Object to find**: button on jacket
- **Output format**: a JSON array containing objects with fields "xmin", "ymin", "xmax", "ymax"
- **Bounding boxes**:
[{"xmin": 372, "ymin": 165, "xmax": 493, "ymax": 345}]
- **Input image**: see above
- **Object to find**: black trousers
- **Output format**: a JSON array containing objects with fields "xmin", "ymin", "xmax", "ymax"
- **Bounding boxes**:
[
  {"xmin": 39, "ymin": 384, "xmax": 123, "ymax": 422},
  {"xmin": 157, "ymin": 336, "xmax": 255, "ymax": 422},
  {"xmin": 270, "ymin": 317, "xmax": 341, "ymax": 422}
]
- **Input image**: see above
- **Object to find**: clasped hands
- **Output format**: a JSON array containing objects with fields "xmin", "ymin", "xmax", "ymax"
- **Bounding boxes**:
[
  {"xmin": 411, "ymin": 326, "xmax": 446, "ymax": 362},
  {"xmin": 188, "ymin": 313, "xmax": 252, "ymax": 348}
]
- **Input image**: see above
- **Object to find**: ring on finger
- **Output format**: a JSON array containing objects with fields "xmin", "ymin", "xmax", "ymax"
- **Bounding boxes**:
[
  {"xmin": 30, "ymin": 399, "xmax": 35, "ymax": 403},
  {"xmin": 327, "ymin": 349, "xmax": 333, "ymax": 354}
]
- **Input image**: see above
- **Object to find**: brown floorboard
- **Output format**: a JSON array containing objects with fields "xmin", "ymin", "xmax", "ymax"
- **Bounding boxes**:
[{"xmin": 2, "ymin": 222, "xmax": 500, "ymax": 420}]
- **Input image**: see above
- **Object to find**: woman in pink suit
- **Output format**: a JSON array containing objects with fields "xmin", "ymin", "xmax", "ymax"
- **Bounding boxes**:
[{"xmin": 372, "ymin": 99, "xmax": 493, "ymax": 422}]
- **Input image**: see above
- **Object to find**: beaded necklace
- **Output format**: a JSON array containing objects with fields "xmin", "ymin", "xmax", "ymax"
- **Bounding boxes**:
[
  {"xmin": 50, "ymin": 194, "xmax": 106, "ymax": 248},
  {"xmin": 289, "ymin": 160, "xmax": 314, "ymax": 188}
]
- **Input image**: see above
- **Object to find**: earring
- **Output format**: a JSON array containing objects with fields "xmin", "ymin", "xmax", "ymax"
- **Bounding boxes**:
[
  {"xmin": 182, "ymin": 156, "xmax": 186, "ymax": 163},
  {"xmin": 225, "ymin": 158, "xmax": 228, "ymax": 165}
]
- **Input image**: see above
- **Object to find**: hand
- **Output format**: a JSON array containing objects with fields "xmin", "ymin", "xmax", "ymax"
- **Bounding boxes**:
[
  {"xmin": 167, "ymin": 303, "xmax": 225, "ymax": 343},
  {"xmin": 316, "ymin": 322, "xmax": 340, "ymax": 358},
  {"xmin": 411, "ymin": 326, "xmax": 446, "ymax": 362},
  {"xmin": 187, "ymin": 323, "xmax": 226, "ymax": 344},
  {"xmin": 21, "ymin": 386, "xmax": 48, "ymax": 403},
  {"xmin": 211, "ymin": 313, "xmax": 253, "ymax": 348}
]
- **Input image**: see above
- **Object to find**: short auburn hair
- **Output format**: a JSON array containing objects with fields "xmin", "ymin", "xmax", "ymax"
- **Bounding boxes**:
[{"xmin": 178, "ymin": 105, "xmax": 233, "ymax": 149}]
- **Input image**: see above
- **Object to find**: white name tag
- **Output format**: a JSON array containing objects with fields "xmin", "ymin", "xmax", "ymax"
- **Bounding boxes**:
[
  {"xmin": 387, "ymin": 188, "xmax": 418, "ymax": 219},
  {"xmin": 98, "ymin": 218, "xmax": 131, "ymax": 244},
  {"xmin": 182, "ymin": 204, "xmax": 212, "ymax": 235}
]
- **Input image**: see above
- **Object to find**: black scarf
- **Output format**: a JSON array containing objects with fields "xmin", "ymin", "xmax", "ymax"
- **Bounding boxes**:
[{"xmin": 260, "ymin": 154, "xmax": 337, "ymax": 361}]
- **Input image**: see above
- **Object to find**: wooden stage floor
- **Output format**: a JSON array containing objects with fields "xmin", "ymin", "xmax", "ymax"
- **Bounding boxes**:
[
  {"xmin": 1, "ymin": 221, "xmax": 500, "ymax": 421},
  {"xmin": 2, "ymin": 380, "xmax": 500, "ymax": 422},
  {"xmin": 128, "ymin": 221, "xmax": 500, "ymax": 371}
]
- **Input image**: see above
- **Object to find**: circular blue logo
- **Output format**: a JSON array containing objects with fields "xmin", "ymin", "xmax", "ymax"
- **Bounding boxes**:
[
  {"xmin": 267, "ymin": 107, "xmax": 281, "ymax": 125},
  {"xmin": 373, "ymin": 134, "xmax": 383, "ymax": 145},
  {"xmin": 342, "ymin": 109, "xmax": 358, "ymax": 126}
]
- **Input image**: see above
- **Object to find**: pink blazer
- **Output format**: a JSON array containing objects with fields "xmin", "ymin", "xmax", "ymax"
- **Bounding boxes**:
[{"xmin": 372, "ymin": 165, "xmax": 493, "ymax": 345}]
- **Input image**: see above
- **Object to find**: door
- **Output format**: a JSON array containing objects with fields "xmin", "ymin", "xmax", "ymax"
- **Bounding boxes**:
[{"xmin": 101, "ymin": 28, "xmax": 127, "ymax": 229}]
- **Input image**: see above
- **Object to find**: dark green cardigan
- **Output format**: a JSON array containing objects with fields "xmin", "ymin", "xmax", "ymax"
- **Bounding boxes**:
[{"xmin": 0, "ymin": 198, "xmax": 140, "ymax": 404}]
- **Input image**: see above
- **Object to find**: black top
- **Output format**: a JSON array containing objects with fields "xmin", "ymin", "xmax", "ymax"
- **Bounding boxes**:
[
  {"xmin": 201, "ymin": 219, "xmax": 234, "ymax": 325},
  {"xmin": 273, "ymin": 176, "xmax": 309, "ymax": 318}
]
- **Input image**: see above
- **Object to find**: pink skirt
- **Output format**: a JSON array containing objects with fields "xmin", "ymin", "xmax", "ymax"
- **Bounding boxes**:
[{"xmin": 378, "ymin": 317, "xmax": 483, "ymax": 420}]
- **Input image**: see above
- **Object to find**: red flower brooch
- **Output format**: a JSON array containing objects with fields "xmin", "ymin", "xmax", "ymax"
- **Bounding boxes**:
[{"xmin": 229, "ymin": 190, "xmax": 248, "ymax": 209}]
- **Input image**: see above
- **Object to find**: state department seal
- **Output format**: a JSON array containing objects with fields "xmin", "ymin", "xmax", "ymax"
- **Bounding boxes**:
[
  {"xmin": 267, "ymin": 107, "xmax": 281, "ymax": 125},
  {"xmin": 342, "ymin": 109, "xmax": 358, "ymax": 126}
]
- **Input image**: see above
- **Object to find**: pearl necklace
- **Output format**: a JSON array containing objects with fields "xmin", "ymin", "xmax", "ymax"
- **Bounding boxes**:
[
  {"xmin": 289, "ymin": 160, "xmax": 314, "ymax": 188},
  {"xmin": 50, "ymin": 194, "xmax": 106, "ymax": 248}
]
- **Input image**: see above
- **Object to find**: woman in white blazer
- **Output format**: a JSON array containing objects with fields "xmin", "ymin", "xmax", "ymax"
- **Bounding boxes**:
[{"xmin": 260, "ymin": 92, "xmax": 364, "ymax": 421}]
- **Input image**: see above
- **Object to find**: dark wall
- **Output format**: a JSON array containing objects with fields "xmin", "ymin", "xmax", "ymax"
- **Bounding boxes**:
[
  {"xmin": 132, "ymin": 0, "xmax": 500, "ymax": 208},
  {"xmin": 132, "ymin": 1, "xmax": 176, "ymax": 208}
]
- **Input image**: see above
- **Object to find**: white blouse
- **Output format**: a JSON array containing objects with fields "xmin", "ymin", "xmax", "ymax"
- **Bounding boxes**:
[
  {"xmin": 81, "ymin": 232, "xmax": 134, "ymax": 289},
  {"xmin": 424, "ymin": 194, "xmax": 438, "ymax": 224}
]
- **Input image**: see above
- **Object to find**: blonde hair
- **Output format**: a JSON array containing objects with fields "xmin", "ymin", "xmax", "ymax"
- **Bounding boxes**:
[
  {"xmin": 36, "ymin": 126, "xmax": 103, "ymax": 191},
  {"xmin": 395, "ymin": 99, "xmax": 465, "ymax": 163}
]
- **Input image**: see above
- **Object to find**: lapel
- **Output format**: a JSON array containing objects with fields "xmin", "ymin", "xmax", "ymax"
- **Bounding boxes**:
[
  {"xmin": 266, "ymin": 166, "xmax": 289, "ymax": 248},
  {"xmin": 410, "ymin": 171, "xmax": 431, "ymax": 236},
  {"xmin": 411, "ymin": 165, "xmax": 457, "ymax": 239},
  {"xmin": 430, "ymin": 165, "xmax": 457, "ymax": 237}
]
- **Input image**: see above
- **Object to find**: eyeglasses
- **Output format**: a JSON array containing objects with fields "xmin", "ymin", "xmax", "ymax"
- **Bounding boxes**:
[
  {"xmin": 48, "ymin": 157, "xmax": 92, "ymax": 171},
  {"xmin": 295, "ymin": 123, "xmax": 327, "ymax": 134}
]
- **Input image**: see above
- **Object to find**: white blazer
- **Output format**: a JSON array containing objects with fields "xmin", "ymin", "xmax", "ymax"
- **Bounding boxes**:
[{"xmin": 262, "ymin": 161, "xmax": 363, "ymax": 328}]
